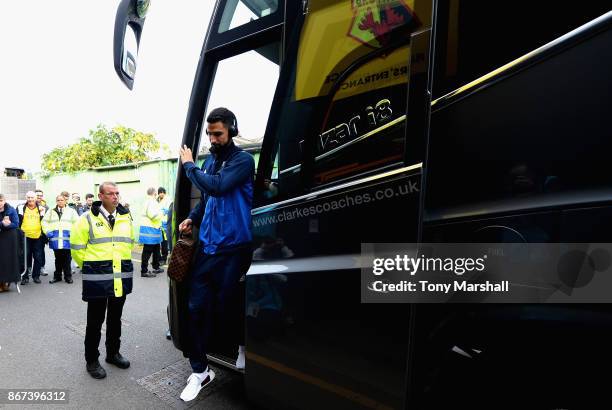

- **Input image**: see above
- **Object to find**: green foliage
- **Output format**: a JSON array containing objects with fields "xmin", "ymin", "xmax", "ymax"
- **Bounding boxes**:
[{"xmin": 41, "ymin": 124, "xmax": 170, "ymax": 174}]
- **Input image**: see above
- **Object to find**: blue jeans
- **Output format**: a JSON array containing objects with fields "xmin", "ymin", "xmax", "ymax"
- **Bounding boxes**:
[{"xmin": 188, "ymin": 247, "xmax": 251, "ymax": 373}]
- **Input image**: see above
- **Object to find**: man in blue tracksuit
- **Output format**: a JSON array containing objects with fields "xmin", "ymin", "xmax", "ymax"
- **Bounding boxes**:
[{"xmin": 178, "ymin": 107, "xmax": 254, "ymax": 402}]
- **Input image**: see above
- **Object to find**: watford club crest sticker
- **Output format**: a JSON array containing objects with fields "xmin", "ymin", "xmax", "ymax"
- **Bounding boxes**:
[{"xmin": 349, "ymin": 0, "xmax": 421, "ymax": 48}]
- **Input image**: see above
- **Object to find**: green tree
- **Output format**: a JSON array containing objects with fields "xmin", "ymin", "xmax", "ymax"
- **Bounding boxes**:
[{"xmin": 41, "ymin": 124, "xmax": 170, "ymax": 173}]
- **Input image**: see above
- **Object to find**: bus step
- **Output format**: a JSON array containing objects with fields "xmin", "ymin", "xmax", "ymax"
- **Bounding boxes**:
[{"xmin": 207, "ymin": 353, "xmax": 245, "ymax": 374}]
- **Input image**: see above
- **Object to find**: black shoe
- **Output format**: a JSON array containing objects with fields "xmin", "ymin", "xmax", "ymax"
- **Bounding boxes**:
[
  {"xmin": 166, "ymin": 330, "xmax": 172, "ymax": 340},
  {"xmin": 20, "ymin": 278, "xmax": 29, "ymax": 285},
  {"xmin": 86, "ymin": 361, "xmax": 107, "ymax": 379},
  {"xmin": 41, "ymin": 272, "xmax": 48, "ymax": 276},
  {"xmin": 65, "ymin": 278, "xmax": 73, "ymax": 284},
  {"xmin": 141, "ymin": 272, "xmax": 155, "ymax": 278},
  {"xmin": 152, "ymin": 268, "xmax": 164, "ymax": 274},
  {"xmin": 33, "ymin": 277, "xmax": 41, "ymax": 284},
  {"xmin": 49, "ymin": 278, "xmax": 62, "ymax": 284},
  {"xmin": 105, "ymin": 353, "xmax": 130, "ymax": 369}
]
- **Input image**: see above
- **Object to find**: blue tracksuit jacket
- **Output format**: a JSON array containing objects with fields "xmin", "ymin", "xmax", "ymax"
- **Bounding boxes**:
[{"xmin": 183, "ymin": 142, "xmax": 254, "ymax": 254}]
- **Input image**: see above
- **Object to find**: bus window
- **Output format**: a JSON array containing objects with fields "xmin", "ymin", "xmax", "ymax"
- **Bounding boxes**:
[
  {"xmin": 432, "ymin": 1, "xmax": 611, "ymax": 99},
  {"xmin": 201, "ymin": 42, "xmax": 280, "ymax": 154},
  {"xmin": 253, "ymin": 0, "xmax": 429, "ymax": 205},
  {"xmin": 310, "ymin": 56, "xmax": 411, "ymax": 187},
  {"xmin": 218, "ymin": 0, "xmax": 279, "ymax": 33}
]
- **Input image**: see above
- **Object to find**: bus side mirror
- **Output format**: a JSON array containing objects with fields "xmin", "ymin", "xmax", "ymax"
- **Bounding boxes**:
[{"xmin": 113, "ymin": 0, "xmax": 150, "ymax": 90}]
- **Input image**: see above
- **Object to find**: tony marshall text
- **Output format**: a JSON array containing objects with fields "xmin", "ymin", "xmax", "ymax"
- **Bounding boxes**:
[{"xmin": 370, "ymin": 280, "xmax": 510, "ymax": 293}]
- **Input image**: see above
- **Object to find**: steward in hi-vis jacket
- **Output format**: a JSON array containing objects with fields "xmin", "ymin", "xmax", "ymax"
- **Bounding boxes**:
[
  {"xmin": 138, "ymin": 187, "xmax": 164, "ymax": 277},
  {"xmin": 70, "ymin": 182, "xmax": 134, "ymax": 380},
  {"xmin": 41, "ymin": 194, "xmax": 79, "ymax": 283}
]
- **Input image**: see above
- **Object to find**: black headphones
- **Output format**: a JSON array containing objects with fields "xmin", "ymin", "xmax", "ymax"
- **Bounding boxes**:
[
  {"xmin": 228, "ymin": 112, "xmax": 238, "ymax": 138},
  {"xmin": 207, "ymin": 107, "xmax": 239, "ymax": 138}
]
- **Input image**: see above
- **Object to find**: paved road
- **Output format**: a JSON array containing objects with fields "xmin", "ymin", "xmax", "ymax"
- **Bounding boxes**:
[{"xmin": 0, "ymin": 246, "xmax": 253, "ymax": 409}]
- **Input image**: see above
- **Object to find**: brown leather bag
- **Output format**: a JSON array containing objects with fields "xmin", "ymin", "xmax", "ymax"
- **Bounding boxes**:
[{"xmin": 167, "ymin": 233, "xmax": 196, "ymax": 282}]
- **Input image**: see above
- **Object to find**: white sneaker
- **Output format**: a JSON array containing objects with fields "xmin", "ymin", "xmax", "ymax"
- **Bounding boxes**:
[
  {"xmin": 236, "ymin": 346, "xmax": 245, "ymax": 370},
  {"xmin": 179, "ymin": 368, "xmax": 215, "ymax": 402}
]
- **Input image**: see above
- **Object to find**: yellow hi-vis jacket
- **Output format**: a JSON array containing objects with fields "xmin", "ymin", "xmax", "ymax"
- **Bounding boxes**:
[
  {"xmin": 41, "ymin": 206, "xmax": 79, "ymax": 250},
  {"xmin": 70, "ymin": 202, "xmax": 135, "ymax": 301},
  {"xmin": 138, "ymin": 197, "xmax": 163, "ymax": 245}
]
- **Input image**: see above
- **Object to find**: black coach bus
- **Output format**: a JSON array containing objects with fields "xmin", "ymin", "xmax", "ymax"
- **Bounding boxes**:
[{"xmin": 114, "ymin": 1, "xmax": 612, "ymax": 408}]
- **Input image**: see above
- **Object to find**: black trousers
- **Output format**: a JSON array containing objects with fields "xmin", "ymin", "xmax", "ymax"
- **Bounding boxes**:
[
  {"xmin": 53, "ymin": 249, "xmax": 72, "ymax": 280},
  {"xmin": 24, "ymin": 237, "xmax": 44, "ymax": 279},
  {"xmin": 84, "ymin": 296, "xmax": 126, "ymax": 363},
  {"xmin": 141, "ymin": 244, "xmax": 161, "ymax": 272},
  {"xmin": 41, "ymin": 240, "xmax": 46, "ymax": 267},
  {"xmin": 188, "ymin": 248, "xmax": 251, "ymax": 373},
  {"xmin": 160, "ymin": 240, "xmax": 168, "ymax": 262}
]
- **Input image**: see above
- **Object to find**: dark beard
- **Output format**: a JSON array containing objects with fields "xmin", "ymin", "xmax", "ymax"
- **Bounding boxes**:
[{"xmin": 209, "ymin": 142, "xmax": 230, "ymax": 156}]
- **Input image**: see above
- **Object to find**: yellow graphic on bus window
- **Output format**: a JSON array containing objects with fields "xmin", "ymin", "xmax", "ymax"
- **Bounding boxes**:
[
  {"xmin": 295, "ymin": 0, "xmax": 425, "ymax": 102},
  {"xmin": 349, "ymin": 0, "xmax": 420, "ymax": 48}
]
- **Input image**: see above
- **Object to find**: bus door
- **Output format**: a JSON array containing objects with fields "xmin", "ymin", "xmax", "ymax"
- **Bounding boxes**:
[
  {"xmin": 113, "ymin": 0, "xmax": 286, "ymax": 362},
  {"xmin": 169, "ymin": 1, "xmax": 285, "ymax": 364}
]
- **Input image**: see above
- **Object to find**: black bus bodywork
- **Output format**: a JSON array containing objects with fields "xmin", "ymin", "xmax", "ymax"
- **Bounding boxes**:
[{"xmin": 114, "ymin": 1, "xmax": 612, "ymax": 408}]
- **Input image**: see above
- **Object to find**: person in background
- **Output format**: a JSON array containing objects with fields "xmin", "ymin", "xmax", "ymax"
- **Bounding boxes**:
[
  {"xmin": 83, "ymin": 193, "xmax": 95, "ymax": 213},
  {"xmin": 35, "ymin": 189, "xmax": 49, "ymax": 276},
  {"xmin": 16, "ymin": 191, "xmax": 46, "ymax": 284},
  {"xmin": 59, "ymin": 191, "xmax": 80, "ymax": 275},
  {"xmin": 70, "ymin": 193, "xmax": 85, "ymax": 216},
  {"xmin": 42, "ymin": 194, "xmax": 79, "ymax": 284},
  {"xmin": 139, "ymin": 187, "xmax": 164, "ymax": 277},
  {"xmin": 157, "ymin": 187, "xmax": 171, "ymax": 266},
  {"xmin": 0, "ymin": 193, "xmax": 21, "ymax": 292},
  {"xmin": 167, "ymin": 201, "xmax": 174, "ymax": 254},
  {"xmin": 35, "ymin": 189, "xmax": 48, "ymax": 209}
]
